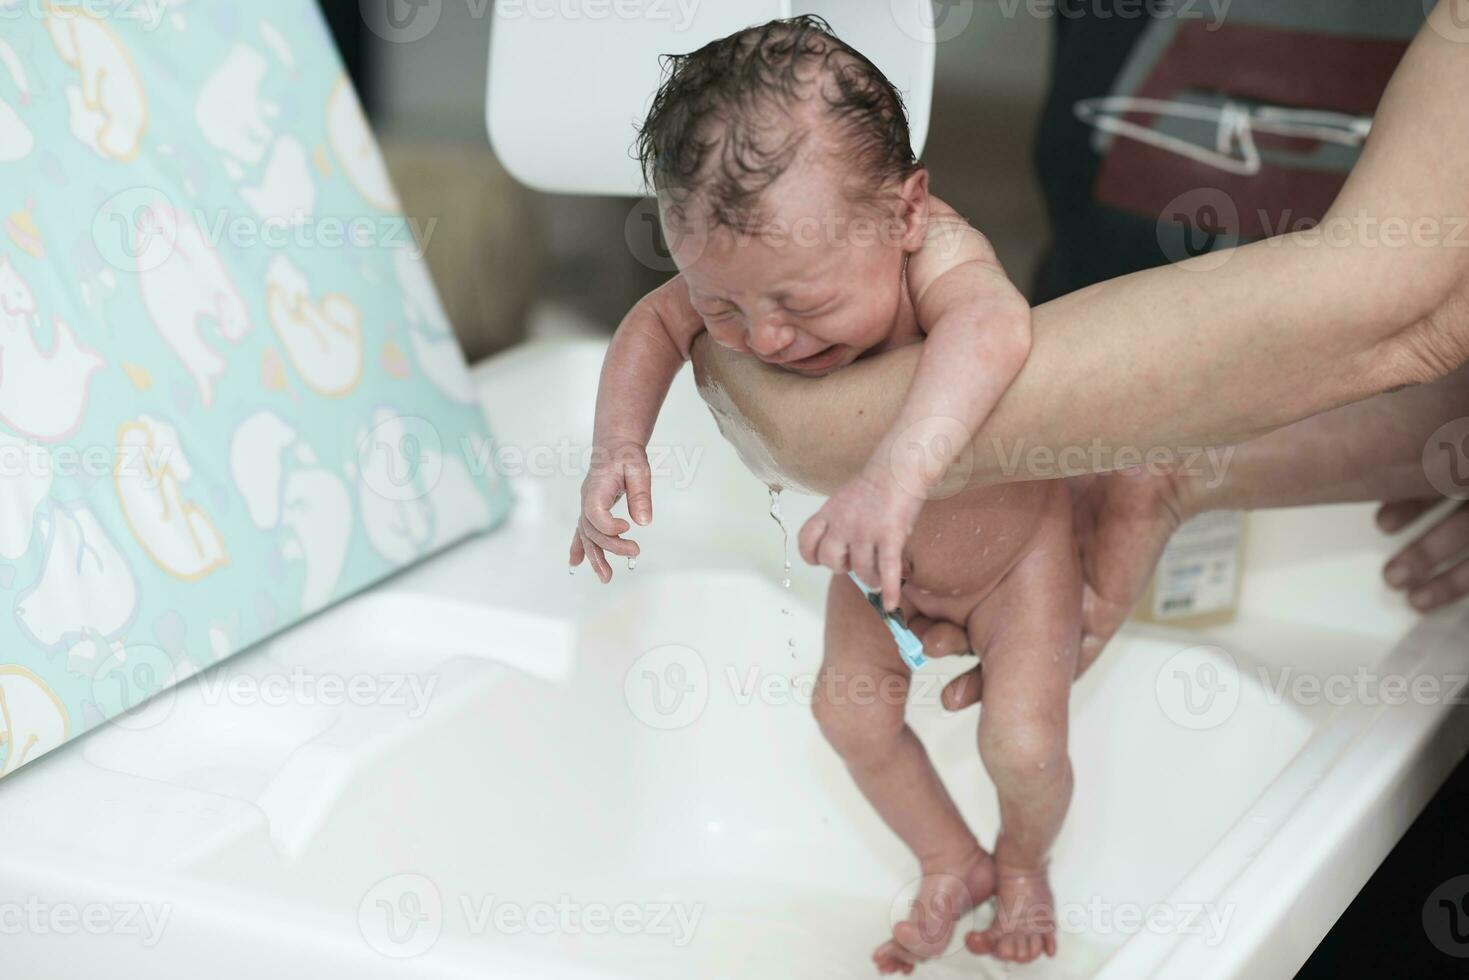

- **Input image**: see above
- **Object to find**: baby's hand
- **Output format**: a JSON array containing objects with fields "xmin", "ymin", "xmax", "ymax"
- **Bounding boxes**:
[
  {"xmin": 569, "ymin": 441, "xmax": 652, "ymax": 582},
  {"xmin": 798, "ymin": 467, "xmax": 924, "ymax": 609}
]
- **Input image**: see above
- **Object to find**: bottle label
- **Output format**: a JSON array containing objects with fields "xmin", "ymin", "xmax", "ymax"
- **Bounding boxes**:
[{"xmin": 1152, "ymin": 511, "xmax": 1244, "ymax": 620}]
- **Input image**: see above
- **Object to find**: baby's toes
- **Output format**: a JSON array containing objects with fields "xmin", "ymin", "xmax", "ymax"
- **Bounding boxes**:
[
  {"xmin": 894, "ymin": 912, "xmax": 954, "ymax": 958},
  {"xmin": 872, "ymin": 941, "xmax": 915, "ymax": 975},
  {"xmin": 964, "ymin": 928, "xmax": 995, "ymax": 956}
]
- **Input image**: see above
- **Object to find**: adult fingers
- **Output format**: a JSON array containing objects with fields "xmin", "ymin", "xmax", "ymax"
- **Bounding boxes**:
[
  {"xmin": 1384, "ymin": 503, "xmax": 1469, "ymax": 590},
  {"xmin": 1376, "ymin": 498, "xmax": 1438, "ymax": 534}
]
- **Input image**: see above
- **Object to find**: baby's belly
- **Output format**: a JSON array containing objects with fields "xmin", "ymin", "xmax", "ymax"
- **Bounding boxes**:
[{"xmin": 900, "ymin": 480, "xmax": 1056, "ymax": 625}]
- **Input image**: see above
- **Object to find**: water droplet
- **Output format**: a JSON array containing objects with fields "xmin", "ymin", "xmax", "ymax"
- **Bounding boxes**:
[
  {"xmin": 769, "ymin": 487, "xmax": 793, "ymax": 590},
  {"xmin": 568, "ymin": 566, "xmax": 575, "ymax": 576},
  {"xmin": 627, "ymin": 556, "xmax": 637, "ymax": 570}
]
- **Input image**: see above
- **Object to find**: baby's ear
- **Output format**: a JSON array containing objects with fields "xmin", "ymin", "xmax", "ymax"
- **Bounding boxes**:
[{"xmin": 895, "ymin": 168, "xmax": 930, "ymax": 250}]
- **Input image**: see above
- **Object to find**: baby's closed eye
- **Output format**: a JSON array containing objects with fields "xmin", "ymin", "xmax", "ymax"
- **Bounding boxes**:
[{"xmin": 783, "ymin": 294, "xmax": 841, "ymax": 317}]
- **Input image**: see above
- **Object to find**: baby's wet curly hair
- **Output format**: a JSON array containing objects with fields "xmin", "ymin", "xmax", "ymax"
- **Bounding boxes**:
[{"xmin": 634, "ymin": 15, "xmax": 920, "ymax": 231}]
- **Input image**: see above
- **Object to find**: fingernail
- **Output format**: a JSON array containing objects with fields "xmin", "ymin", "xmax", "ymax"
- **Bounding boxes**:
[
  {"xmin": 1385, "ymin": 563, "xmax": 1409, "ymax": 588},
  {"xmin": 1410, "ymin": 588, "xmax": 1434, "ymax": 609}
]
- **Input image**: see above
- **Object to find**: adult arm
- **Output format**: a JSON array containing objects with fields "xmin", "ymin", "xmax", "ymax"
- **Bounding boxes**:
[
  {"xmin": 692, "ymin": 1, "xmax": 1469, "ymax": 496},
  {"xmin": 925, "ymin": 364, "xmax": 1469, "ymax": 714},
  {"xmin": 1180, "ymin": 362, "xmax": 1469, "ymax": 512}
]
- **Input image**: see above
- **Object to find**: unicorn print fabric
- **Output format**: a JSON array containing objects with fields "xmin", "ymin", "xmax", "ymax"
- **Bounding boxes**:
[{"xmin": 0, "ymin": 3, "xmax": 510, "ymax": 779}]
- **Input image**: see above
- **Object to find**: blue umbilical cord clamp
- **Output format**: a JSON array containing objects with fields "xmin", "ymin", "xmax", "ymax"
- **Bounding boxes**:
[{"xmin": 848, "ymin": 572, "xmax": 928, "ymax": 670}]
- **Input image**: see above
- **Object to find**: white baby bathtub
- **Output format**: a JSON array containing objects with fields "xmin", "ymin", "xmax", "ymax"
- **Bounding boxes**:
[{"xmin": 2, "ymin": 335, "xmax": 1465, "ymax": 980}]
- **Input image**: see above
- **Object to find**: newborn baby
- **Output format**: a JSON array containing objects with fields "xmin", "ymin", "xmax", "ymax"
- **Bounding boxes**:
[{"xmin": 571, "ymin": 16, "xmax": 1079, "ymax": 970}]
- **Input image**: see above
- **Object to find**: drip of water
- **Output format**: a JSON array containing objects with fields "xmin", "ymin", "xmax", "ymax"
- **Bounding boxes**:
[
  {"xmin": 627, "ymin": 556, "xmax": 637, "ymax": 570},
  {"xmin": 770, "ymin": 487, "xmax": 796, "ymax": 655},
  {"xmin": 769, "ymin": 487, "xmax": 793, "ymax": 589}
]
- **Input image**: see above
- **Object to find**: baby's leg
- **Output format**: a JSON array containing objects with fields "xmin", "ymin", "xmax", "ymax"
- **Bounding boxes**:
[
  {"xmin": 814, "ymin": 574, "xmax": 995, "ymax": 975},
  {"xmin": 965, "ymin": 505, "xmax": 1082, "ymax": 964}
]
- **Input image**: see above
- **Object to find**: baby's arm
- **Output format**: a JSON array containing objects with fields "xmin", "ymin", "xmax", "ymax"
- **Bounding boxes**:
[
  {"xmin": 571, "ymin": 275, "xmax": 703, "ymax": 581},
  {"xmin": 892, "ymin": 215, "xmax": 1034, "ymax": 497},
  {"xmin": 800, "ymin": 206, "xmax": 1032, "ymax": 607}
]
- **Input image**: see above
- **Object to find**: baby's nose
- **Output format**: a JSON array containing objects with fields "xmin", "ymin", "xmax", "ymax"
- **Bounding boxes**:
[{"xmin": 747, "ymin": 317, "xmax": 795, "ymax": 356}]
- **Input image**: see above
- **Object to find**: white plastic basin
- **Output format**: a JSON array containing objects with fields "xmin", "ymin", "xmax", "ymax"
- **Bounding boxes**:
[{"xmin": 2, "ymin": 335, "xmax": 1464, "ymax": 979}]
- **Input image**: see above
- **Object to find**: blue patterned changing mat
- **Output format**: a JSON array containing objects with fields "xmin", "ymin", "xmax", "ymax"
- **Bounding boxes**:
[{"xmin": 0, "ymin": 2, "xmax": 511, "ymax": 778}]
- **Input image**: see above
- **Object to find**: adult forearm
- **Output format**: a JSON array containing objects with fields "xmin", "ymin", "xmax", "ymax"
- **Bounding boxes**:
[
  {"xmin": 1180, "ymin": 363, "xmax": 1469, "ymax": 514},
  {"xmin": 694, "ymin": 235, "xmax": 1410, "ymax": 495}
]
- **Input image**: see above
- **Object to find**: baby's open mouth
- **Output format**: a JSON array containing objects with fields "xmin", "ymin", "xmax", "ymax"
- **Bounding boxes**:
[{"xmin": 779, "ymin": 345, "xmax": 844, "ymax": 374}]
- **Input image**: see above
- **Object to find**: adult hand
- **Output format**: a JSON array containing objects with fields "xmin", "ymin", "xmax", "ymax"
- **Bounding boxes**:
[
  {"xmin": 1379, "ymin": 498, "xmax": 1469, "ymax": 611},
  {"xmin": 1068, "ymin": 469, "xmax": 1190, "ymax": 669},
  {"xmin": 902, "ymin": 612, "xmax": 980, "ymax": 711},
  {"xmin": 925, "ymin": 469, "xmax": 1191, "ymax": 713}
]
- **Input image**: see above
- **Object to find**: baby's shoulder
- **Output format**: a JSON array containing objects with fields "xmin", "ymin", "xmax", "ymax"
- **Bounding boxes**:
[{"xmin": 907, "ymin": 195, "xmax": 999, "ymax": 294}]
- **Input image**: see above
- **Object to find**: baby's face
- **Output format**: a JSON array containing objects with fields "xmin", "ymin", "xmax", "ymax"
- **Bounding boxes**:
[{"xmin": 666, "ymin": 160, "xmax": 914, "ymax": 377}]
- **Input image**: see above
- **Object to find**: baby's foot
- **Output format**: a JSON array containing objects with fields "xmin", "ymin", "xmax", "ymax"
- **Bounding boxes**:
[
  {"xmin": 874, "ymin": 847, "xmax": 996, "ymax": 975},
  {"xmin": 965, "ymin": 865, "xmax": 1057, "ymax": 963}
]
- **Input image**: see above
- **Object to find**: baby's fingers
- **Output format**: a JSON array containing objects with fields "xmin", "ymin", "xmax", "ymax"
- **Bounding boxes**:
[
  {"xmin": 569, "ymin": 530, "xmax": 585, "ymax": 567},
  {"xmin": 579, "ymin": 518, "xmax": 640, "ymax": 559},
  {"xmin": 623, "ymin": 460, "xmax": 654, "ymax": 527},
  {"xmin": 583, "ymin": 481, "xmax": 631, "ymax": 537},
  {"xmin": 580, "ymin": 533, "xmax": 612, "ymax": 583},
  {"xmin": 878, "ymin": 539, "xmax": 904, "ymax": 612},
  {"xmin": 815, "ymin": 529, "xmax": 850, "ymax": 575},
  {"xmin": 798, "ymin": 514, "xmax": 827, "ymax": 566},
  {"xmin": 848, "ymin": 542, "xmax": 879, "ymax": 595},
  {"xmin": 586, "ymin": 504, "xmax": 630, "ymax": 538}
]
